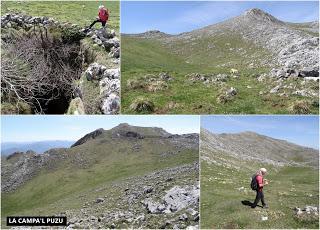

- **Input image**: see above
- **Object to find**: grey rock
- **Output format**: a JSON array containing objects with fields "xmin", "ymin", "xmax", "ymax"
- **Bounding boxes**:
[
  {"xmin": 270, "ymin": 85, "xmax": 280, "ymax": 93},
  {"xmin": 101, "ymin": 93, "xmax": 120, "ymax": 115},
  {"xmin": 179, "ymin": 213, "xmax": 188, "ymax": 221},
  {"xmin": 96, "ymin": 198, "xmax": 104, "ymax": 203},
  {"xmin": 226, "ymin": 87, "xmax": 237, "ymax": 97}
]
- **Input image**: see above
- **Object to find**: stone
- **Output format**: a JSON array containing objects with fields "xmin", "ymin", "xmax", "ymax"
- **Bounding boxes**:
[
  {"xmin": 129, "ymin": 98, "xmax": 155, "ymax": 113},
  {"xmin": 103, "ymin": 68, "xmax": 120, "ymax": 79},
  {"xmin": 143, "ymin": 186, "xmax": 153, "ymax": 194},
  {"xmin": 101, "ymin": 93, "xmax": 120, "ymax": 115},
  {"xmin": 299, "ymin": 67, "xmax": 319, "ymax": 78},
  {"xmin": 67, "ymin": 97, "xmax": 85, "ymax": 115},
  {"xmin": 100, "ymin": 78, "xmax": 120, "ymax": 96},
  {"xmin": 163, "ymin": 185, "xmax": 199, "ymax": 212},
  {"xmin": 226, "ymin": 87, "xmax": 237, "ymax": 97},
  {"xmin": 96, "ymin": 198, "xmax": 104, "ymax": 203},
  {"xmin": 270, "ymin": 85, "xmax": 280, "ymax": 93},
  {"xmin": 179, "ymin": 213, "xmax": 188, "ymax": 221}
]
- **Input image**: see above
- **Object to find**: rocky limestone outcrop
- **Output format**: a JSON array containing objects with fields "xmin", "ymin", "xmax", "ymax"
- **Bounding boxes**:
[
  {"xmin": 83, "ymin": 63, "xmax": 120, "ymax": 114},
  {"xmin": 59, "ymin": 163, "xmax": 199, "ymax": 229},
  {"xmin": 71, "ymin": 128, "xmax": 104, "ymax": 148},
  {"xmin": 2, "ymin": 149, "xmax": 68, "ymax": 192}
]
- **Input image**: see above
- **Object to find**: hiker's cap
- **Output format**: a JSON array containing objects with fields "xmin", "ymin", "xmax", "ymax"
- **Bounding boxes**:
[
  {"xmin": 260, "ymin": 168, "xmax": 267, "ymax": 173},
  {"xmin": 99, "ymin": 5, "xmax": 104, "ymax": 9}
]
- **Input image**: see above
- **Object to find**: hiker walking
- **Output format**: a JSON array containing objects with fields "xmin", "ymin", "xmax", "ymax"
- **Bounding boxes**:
[
  {"xmin": 88, "ymin": 5, "xmax": 109, "ymax": 29},
  {"xmin": 251, "ymin": 168, "xmax": 269, "ymax": 208}
]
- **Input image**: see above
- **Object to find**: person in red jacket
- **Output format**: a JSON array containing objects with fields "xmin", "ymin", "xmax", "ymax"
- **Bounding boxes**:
[
  {"xmin": 252, "ymin": 168, "xmax": 269, "ymax": 208},
  {"xmin": 88, "ymin": 5, "xmax": 109, "ymax": 29}
]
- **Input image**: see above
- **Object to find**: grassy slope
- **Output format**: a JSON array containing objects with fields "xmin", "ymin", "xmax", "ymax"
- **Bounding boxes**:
[
  {"xmin": 121, "ymin": 35, "xmax": 318, "ymax": 114},
  {"xmin": 1, "ymin": 0, "xmax": 119, "ymax": 32},
  {"xmin": 200, "ymin": 152, "xmax": 319, "ymax": 229},
  {"xmin": 1, "ymin": 133, "xmax": 198, "ymax": 227}
]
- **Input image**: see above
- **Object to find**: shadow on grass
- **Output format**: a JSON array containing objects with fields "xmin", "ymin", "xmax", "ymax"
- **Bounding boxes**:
[{"xmin": 241, "ymin": 200, "xmax": 263, "ymax": 208}]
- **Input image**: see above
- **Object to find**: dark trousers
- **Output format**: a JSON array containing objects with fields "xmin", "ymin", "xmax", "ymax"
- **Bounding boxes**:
[
  {"xmin": 89, "ymin": 19, "xmax": 106, "ymax": 28},
  {"xmin": 252, "ymin": 190, "xmax": 266, "ymax": 207}
]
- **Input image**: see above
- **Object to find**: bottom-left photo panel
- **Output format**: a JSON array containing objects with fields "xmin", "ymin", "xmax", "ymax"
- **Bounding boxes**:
[{"xmin": 1, "ymin": 115, "xmax": 200, "ymax": 229}]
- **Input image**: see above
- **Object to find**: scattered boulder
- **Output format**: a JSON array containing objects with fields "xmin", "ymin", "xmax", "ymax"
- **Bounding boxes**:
[
  {"xmin": 226, "ymin": 87, "xmax": 237, "ymax": 97},
  {"xmin": 129, "ymin": 97, "xmax": 155, "ymax": 113},
  {"xmin": 288, "ymin": 100, "xmax": 311, "ymax": 114},
  {"xmin": 179, "ymin": 213, "xmax": 188, "ymax": 221},
  {"xmin": 143, "ymin": 186, "xmax": 153, "ymax": 194},
  {"xmin": 101, "ymin": 93, "xmax": 120, "ymax": 115},
  {"xmin": 96, "ymin": 198, "xmax": 104, "ymax": 203},
  {"xmin": 270, "ymin": 85, "xmax": 281, "ymax": 93},
  {"xmin": 163, "ymin": 185, "xmax": 199, "ymax": 212}
]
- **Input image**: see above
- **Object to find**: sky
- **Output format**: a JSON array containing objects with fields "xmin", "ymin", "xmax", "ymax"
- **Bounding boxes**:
[
  {"xmin": 121, "ymin": 1, "xmax": 319, "ymax": 34},
  {"xmin": 1, "ymin": 115, "xmax": 199, "ymax": 143},
  {"xmin": 201, "ymin": 116, "xmax": 319, "ymax": 150}
]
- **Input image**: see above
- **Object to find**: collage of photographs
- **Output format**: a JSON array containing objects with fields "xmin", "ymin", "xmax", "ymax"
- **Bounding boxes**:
[{"xmin": 0, "ymin": 0, "xmax": 319, "ymax": 229}]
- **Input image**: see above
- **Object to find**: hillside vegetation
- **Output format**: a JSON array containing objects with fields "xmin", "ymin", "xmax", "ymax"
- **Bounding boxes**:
[
  {"xmin": 121, "ymin": 9, "xmax": 319, "ymax": 114},
  {"xmin": 1, "ymin": 1, "xmax": 120, "ymax": 31}
]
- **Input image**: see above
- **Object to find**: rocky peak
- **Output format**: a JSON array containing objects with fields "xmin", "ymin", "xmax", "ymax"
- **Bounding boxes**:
[
  {"xmin": 71, "ymin": 128, "xmax": 104, "ymax": 148},
  {"xmin": 243, "ymin": 8, "xmax": 283, "ymax": 24},
  {"xmin": 111, "ymin": 123, "xmax": 171, "ymax": 138}
]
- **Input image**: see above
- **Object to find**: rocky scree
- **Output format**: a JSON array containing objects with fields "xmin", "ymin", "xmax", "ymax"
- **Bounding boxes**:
[{"xmin": 60, "ymin": 163, "xmax": 199, "ymax": 229}]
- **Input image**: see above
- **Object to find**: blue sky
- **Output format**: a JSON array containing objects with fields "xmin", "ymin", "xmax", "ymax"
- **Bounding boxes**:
[
  {"xmin": 201, "ymin": 116, "xmax": 319, "ymax": 149},
  {"xmin": 1, "ymin": 115, "xmax": 199, "ymax": 143},
  {"xmin": 121, "ymin": 1, "xmax": 319, "ymax": 34}
]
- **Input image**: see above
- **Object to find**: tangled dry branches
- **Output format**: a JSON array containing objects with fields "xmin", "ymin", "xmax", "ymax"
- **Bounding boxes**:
[{"xmin": 1, "ymin": 25, "xmax": 82, "ymax": 113}]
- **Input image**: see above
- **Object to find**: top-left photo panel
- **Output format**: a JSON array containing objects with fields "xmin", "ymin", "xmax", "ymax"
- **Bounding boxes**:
[{"xmin": 1, "ymin": 0, "xmax": 120, "ymax": 115}]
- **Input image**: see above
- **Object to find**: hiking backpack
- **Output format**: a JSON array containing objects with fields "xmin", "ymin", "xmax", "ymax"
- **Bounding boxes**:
[{"xmin": 250, "ymin": 175, "xmax": 258, "ymax": 190}]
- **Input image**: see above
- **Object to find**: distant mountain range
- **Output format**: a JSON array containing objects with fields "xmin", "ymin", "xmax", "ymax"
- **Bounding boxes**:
[{"xmin": 1, "ymin": 140, "xmax": 75, "ymax": 155}]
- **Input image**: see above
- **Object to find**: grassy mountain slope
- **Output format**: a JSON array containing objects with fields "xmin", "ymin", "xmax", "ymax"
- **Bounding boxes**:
[
  {"xmin": 1, "ymin": 1, "xmax": 120, "ymax": 31},
  {"xmin": 200, "ymin": 129, "xmax": 319, "ymax": 229},
  {"xmin": 121, "ymin": 9, "xmax": 319, "ymax": 114},
  {"xmin": 1, "ymin": 124, "xmax": 199, "ymax": 228}
]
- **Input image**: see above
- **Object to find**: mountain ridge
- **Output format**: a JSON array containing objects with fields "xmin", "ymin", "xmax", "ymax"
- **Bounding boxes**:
[{"xmin": 201, "ymin": 128, "xmax": 318, "ymax": 168}]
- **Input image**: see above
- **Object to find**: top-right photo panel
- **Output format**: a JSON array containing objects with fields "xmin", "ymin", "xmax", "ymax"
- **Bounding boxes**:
[{"xmin": 121, "ymin": 1, "xmax": 319, "ymax": 114}]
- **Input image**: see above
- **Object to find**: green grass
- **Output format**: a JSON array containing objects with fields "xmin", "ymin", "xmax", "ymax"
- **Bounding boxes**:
[
  {"xmin": 201, "ymin": 154, "xmax": 319, "ymax": 229},
  {"xmin": 1, "ymin": 0, "xmax": 119, "ymax": 32},
  {"xmin": 121, "ymin": 33, "xmax": 319, "ymax": 114},
  {"xmin": 1, "ymin": 133, "xmax": 198, "ymax": 227}
]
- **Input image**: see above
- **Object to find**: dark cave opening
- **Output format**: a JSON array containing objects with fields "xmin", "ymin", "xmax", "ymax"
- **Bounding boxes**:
[{"xmin": 1, "ymin": 25, "xmax": 85, "ymax": 114}]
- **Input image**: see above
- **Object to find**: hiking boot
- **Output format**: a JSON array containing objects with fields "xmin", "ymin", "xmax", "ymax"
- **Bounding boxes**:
[
  {"xmin": 251, "ymin": 204, "xmax": 257, "ymax": 208},
  {"xmin": 263, "ymin": 204, "xmax": 269, "ymax": 209}
]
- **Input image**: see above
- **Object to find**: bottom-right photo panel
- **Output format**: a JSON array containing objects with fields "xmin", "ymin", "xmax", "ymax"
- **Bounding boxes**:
[{"xmin": 200, "ymin": 116, "xmax": 319, "ymax": 229}]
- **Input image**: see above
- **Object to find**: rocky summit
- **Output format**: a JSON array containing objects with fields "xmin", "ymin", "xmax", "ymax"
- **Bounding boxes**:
[
  {"xmin": 168, "ymin": 8, "xmax": 319, "ymax": 78},
  {"xmin": 1, "ymin": 124, "xmax": 199, "ymax": 229}
]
